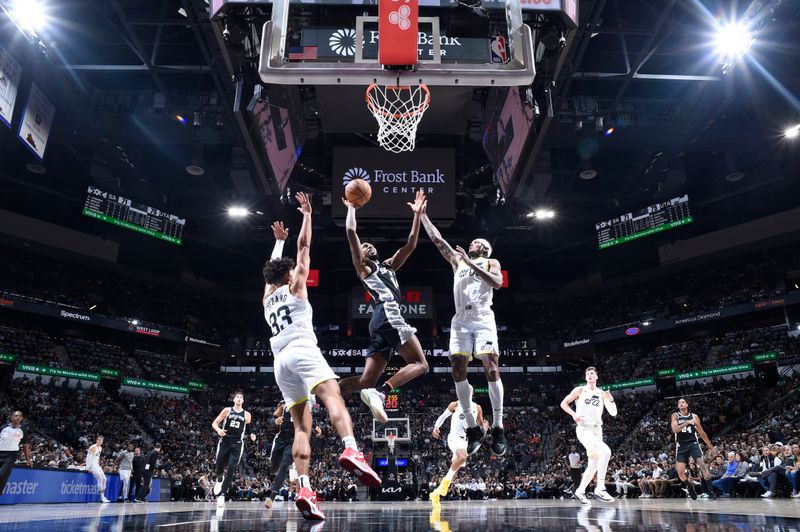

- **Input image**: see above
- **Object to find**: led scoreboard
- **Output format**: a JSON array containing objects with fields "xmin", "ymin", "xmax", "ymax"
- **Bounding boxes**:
[
  {"xmin": 385, "ymin": 393, "xmax": 400, "ymax": 411},
  {"xmin": 82, "ymin": 186, "xmax": 186, "ymax": 245},
  {"xmin": 595, "ymin": 194, "xmax": 693, "ymax": 250}
]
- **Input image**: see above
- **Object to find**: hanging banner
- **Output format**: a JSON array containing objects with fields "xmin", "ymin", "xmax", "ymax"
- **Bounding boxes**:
[
  {"xmin": 0, "ymin": 353, "xmax": 17, "ymax": 363},
  {"xmin": 18, "ymin": 83, "xmax": 55, "ymax": 160},
  {"xmin": 0, "ymin": 45, "xmax": 22, "ymax": 127},
  {"xmin": 123, "ymin": 377, "xmax": 189, "ymax": 394},
  {"xmin": 16, "ymin": 363, "xmax": 100, "ymax": 382}
]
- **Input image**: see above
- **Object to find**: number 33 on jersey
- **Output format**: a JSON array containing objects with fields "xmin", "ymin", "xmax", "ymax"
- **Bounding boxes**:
[{"xmin": 263, "ymin": 285, "xmax": 318, "ymax": 353}]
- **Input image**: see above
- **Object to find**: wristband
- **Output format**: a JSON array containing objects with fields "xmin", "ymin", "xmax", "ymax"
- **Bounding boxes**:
[{"xmin": 271, "ymin": 240, "xmax": 285, "ymax": 260}]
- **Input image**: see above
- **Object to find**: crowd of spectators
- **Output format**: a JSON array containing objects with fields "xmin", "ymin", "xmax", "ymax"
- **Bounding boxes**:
[
  {"xmin": 525, "ymin": 240, "xmax": 800, "ymax": 340},
  {"xmin": 0, "ymin": 246, "xmax": 246, "ymax": 343},
  {"xmin": 4, "ymin": 238, "xmax": 800, "ymax": 348}
]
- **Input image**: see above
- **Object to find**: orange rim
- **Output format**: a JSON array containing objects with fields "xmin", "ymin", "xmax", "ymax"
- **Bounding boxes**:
[{"xmin": 365, "ymin": 83, "xmax": 430, "ymax": 119}]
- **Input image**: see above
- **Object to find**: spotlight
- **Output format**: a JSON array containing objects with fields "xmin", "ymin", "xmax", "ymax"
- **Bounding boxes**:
[
  {"xmin": 604, "ymin": 127, "xmax": 615, "ymax": 136},
  {"xmin": 642, "ymin": 321, "xmax": 651, "ymax": 327},
  {"xmin": 131, "ymin": 319, "xmax": 139, "ymax": 325},
  {"xmin": 175, "ymin": 114, "xmax": 186, "ymax": 124},
  {"xmin": 528, "ymin": 209, "xmax": 555, "ymax": 219},
  {"xmin": 227, "ymin": 206, "xmax": 249, "ymax": 218},
  {"xmin": 6, "ymin": 0, "xmax": 47, "ymax": 36},
  {"xmin": 784, "ymin": 124, "xmax": 800, "ymax": 139},
  {"xmin": 715, "ymin": 22, "xmax": 753, "ymax": 60}
]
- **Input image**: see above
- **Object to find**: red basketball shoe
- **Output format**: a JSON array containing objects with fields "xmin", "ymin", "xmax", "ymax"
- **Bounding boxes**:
[
  {"xmin": 338, "ymin": 447, "xmax": 382, "ymax": 487},
  {"xmin": 295, "ymin": 487, "xmax": 325, "ymax": 521}
]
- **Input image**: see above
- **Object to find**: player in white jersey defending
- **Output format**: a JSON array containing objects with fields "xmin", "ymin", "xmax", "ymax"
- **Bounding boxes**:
[
  {"xmin": 428, "ymin": 393, "xmax": 488, "ymax": 504},
  {"xmin": 420, "ymin": 209, "xmax": 505, "ymax": 456},
  {"xmin": 560, "ymin": 367, "xmax": 617, "ymax": 504},
  {"xmin": 85, "ymin": 435, "xmax": 110, "ymax": 503},
  {"xmin": 263, "ymin": 191, "xmax": 380, "ymax": 521}
]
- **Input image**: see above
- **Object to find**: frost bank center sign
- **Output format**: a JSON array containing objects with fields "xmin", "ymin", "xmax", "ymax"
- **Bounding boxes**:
[{"xmin": 332, "ymin": 147, "xmax": 456, "ymax": 219}]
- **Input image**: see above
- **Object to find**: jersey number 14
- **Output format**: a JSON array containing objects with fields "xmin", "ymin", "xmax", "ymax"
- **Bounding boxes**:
[{"xmin": 268, "ymin": 305, "xmax": 293, "ymax": 335}]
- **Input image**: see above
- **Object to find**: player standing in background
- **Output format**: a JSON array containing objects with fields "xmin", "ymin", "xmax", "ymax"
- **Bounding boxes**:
[
  {"xmin": 419, "ymin": 209, "xmax": 506, "ymax": 456},
  {"xmin": 560, "ymin": 367, "xmax": 617, "ymax": 504},
  {"xmin": 113, "ymin": 443, "xmax": 134, "ymax": 502},
  {"xmin": 671, "ymin": 398, "xmax": 716, "ymax": 500},
  {"xmin": 0, "ymin": 411, "xmax": 32, "ymax": 499},
  {"xmin": 85, "ymin": 435, "xmax": 109, "ymax": 503},
  {"xmin": 263, "ymin": 192, "xmax": 380, "ymax": 521},
  {"xmin": 211, "ymin": 391, "xmax": 257, "ymax": 507},
  {"xmin": 338, "ymin": 192, "xmax": 429, "ymax": 423},
  {"xmin": 428, "ymin": 393, "xmax": 488, "ymax": 504}
]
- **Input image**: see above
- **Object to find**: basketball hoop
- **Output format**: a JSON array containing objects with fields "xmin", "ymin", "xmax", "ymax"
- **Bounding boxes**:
[{"xmin": 365, "ymin": 83, "xmax": 430, "ymax": 153}]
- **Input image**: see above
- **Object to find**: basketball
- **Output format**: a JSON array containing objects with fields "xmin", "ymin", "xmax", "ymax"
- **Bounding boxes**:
[{"xmin": 345, "ymin": 179, "xmax": 372, "ymax": 207}]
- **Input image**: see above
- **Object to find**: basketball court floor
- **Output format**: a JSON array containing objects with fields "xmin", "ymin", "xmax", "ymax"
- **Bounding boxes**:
[{"xmin": 1, "ymin": 499, "xmax": 799, "ymax": 531}]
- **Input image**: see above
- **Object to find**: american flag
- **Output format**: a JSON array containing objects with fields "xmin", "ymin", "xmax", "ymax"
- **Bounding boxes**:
[{"xmin": 288, "ymin": 46, "xmax": 318, "ymax": 60}]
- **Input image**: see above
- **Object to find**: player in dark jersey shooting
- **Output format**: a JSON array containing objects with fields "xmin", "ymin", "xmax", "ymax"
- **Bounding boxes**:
[{"xmin": 338, "ymin": 191, "xmax": 429, "ymax": 423}]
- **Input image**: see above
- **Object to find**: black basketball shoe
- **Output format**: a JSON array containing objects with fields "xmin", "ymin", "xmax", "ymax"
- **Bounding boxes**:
[
  {"xmin": 490, "ymin": 426, "xmax": 507, "ymax": 456},
  {"xmin": 466, "ymin": 425, "xmax": 485, "ymax": 456}
]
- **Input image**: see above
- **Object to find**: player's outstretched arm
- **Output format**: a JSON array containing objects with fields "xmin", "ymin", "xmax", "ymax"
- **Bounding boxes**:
[
  {"xmin": 290, "ymin": 192, "xmax": 312, "ymax": 299},
  {"xmin": 432, "ymin": 401, "xmax": 457, "ymax": 439},
  {"xmin": 420, "ymin": 209, "xmax": 459, "ymax": 269},
  {"xmin": 560, "ymin": 387, "xmax": 583, "ymax": 424},
  {"xmin": 602, "ymin": 390, "xmax": 617, "ymax": 416},
  {"xmin": 269, "ymin": 221, "xmax": 289, "ymax": 260},
  {"xmin": 386, "ymin": 191, "xmax": 426, "ymax": 271},
  {"xmin": 343, "ymin": 198, "xmax": 370, "ymax": 278}
]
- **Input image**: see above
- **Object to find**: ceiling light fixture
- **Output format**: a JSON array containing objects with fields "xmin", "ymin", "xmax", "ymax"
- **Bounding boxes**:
[
  {"xmin": 784, "ymin": 124, "xmax": 800, "ymax": 139},
  {"xmin": 227, "ymin": 207, "xmax": 249, "ymax": 218},
  {"xmin": 6, "ymin": 0, "xmax": 47, "ymax": 36}
]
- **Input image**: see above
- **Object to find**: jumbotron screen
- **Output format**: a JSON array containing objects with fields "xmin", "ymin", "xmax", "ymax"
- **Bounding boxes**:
[
  {"xmin": 595, "ymin": 194, "xmax": 693, "ymax": 249},
  {"xmin": 82, "ymin": 186, "xmax": 186, "ymax": 245}
]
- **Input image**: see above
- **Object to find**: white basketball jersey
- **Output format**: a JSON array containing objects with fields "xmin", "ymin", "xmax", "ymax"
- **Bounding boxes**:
[
  {"xmin": 263, "ymin": 285, "xmax": 317, "ymax": 354},
  {"xmin": 450, "ymin": 402, "xmax": 478, "ymax": 440},
  {"xmin": 86, "ymin": 445, "xmax": 101, "ymax": 468},
  {"xmin": 453, "ymin": 258, "xmax": 494, "ymax": 311},
  {"xmin": 575, "ymin": 386, "xmax": 606, "ymax": 426}
]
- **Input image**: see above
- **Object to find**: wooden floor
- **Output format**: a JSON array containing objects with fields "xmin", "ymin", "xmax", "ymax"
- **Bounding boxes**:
[{"xmin": 1, "ymin": 498, "xmax": 799, "ymax": 530}]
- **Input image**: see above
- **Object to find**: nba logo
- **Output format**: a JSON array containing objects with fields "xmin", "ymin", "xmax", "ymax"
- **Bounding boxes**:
[{"xmin": 490, "ymin": 36, "xmax": 507, "ymax": 64}]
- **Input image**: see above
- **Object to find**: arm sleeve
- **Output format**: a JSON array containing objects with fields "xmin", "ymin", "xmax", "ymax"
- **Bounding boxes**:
[
  {"xmin": 604, "ymin": 399, "xmax": 618, "ymax": 417},
  {"xmin": 270, "ymin": 240, "xmax": 285, "ymax": 260},
  {"xmin": 434, "ymin": 408, "xmax": 453, "ymax": 429}
]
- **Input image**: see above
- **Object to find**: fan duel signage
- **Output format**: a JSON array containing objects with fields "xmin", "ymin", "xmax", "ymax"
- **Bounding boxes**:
[
  {"xmin": 332, "ymin": 148, "xmax": 455, "ymax": 219},
  {"xmin": 350, "ymin": 286, "xmax": 433, "ymax": 319}
]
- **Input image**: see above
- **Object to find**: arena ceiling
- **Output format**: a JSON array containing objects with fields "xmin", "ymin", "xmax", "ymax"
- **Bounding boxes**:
[{"xmin": 0, "ymin": 0, "xmax": 798, "ymax": 291}]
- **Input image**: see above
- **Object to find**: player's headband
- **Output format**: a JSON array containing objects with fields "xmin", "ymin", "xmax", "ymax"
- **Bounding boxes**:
[{"xmin": 474, "ymin": 238, "xmax": 492, "ymax": 257}]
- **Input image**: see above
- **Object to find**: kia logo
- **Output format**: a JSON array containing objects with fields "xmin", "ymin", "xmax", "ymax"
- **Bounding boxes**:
[{"xmin": 625, "ymin": 327, "xmax": 640, "ymax": 336}]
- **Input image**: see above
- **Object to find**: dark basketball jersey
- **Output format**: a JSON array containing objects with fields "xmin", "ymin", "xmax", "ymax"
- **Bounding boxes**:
[
  {"xmin": 674, "ymin": 412, "xmax": 699, "ymax": 445},
  {"xmin": 361, "ymin": 262, "xmax": 401, "ymax": 305},
  {"xmin": 276, "ymin": 408, "xmax": 294, "ymax": 441},
  {"xmin": 222, "ymin": 406, "xmax": 247, "ymax": 440}
]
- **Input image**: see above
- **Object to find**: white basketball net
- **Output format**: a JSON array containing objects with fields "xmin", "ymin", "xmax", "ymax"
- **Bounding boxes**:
[{"xmin": 366, "ymin": 84, "xmax": 430, "ymax": 153}]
